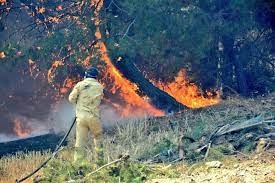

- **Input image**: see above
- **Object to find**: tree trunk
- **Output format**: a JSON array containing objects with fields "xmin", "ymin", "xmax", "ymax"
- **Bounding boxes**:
[
  {"xmin": 115, "ymin": 58, "xmax": 186, "ymax": 112},
  {"xmin": 233, "ymin": 52, "xmax": 249, "ymax": 96},
  {"xmin": 222, "ymin": 36, "xmax": 248, "ymax": 96}
]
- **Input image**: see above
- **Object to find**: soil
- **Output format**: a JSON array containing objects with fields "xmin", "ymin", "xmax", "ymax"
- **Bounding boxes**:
[{"xmin": 149, "ymin": 150, "xmax": 275, "ymax": 183}]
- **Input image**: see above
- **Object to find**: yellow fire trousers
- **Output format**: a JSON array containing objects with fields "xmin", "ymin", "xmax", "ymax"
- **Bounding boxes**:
[{"xmin": 74, "ymin": 115, "xmax": 102, "ymax": 163}]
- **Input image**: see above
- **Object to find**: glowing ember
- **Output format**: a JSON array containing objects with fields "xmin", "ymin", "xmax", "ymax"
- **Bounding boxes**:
[
  {"xmin": 154, "ymin": 69, "xmax": 220, "ymax": 108},
  {"xmin": 48, "ymin": 17, "xmax": 60, "ymax": 24},
  {"xmin": 47, "ymin": 60, "xmax": 64, "ymax": 83},
  {"xmin": 60, "ymin": 77, "xmax": 78, "ymax": 94},
  {"xmin": 56, "ymin": 5, "xmax": 63, "ymax": 11},
  {"xmin": 0, "ymin": 51, "xmax": 6, "ymax": 59},
  {"xmin": 82, "ymin": 56, "xmax": 91, "ymax": 67},
  {"xmin": 0, "ymin": 0, "xmax": 6, "ymax": 5},
  {"xmin": 28, "ymin": 59, "xmax": 39, "ymax": 77},
  {"xmin": 91, "ymin": 0, "xmax": 164, "ymax": 117},
  {"xmin": 37, "ymin": 7, "xmax": 46, "ymax": 14},
  {"xmin": 12, "ymin": 118, "xmax": 32, "ymax": 138}
]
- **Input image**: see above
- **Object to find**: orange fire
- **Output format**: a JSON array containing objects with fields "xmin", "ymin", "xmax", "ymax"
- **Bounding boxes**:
[
  {"xmin": 154, "ymin": 69, "xmax": 220, "ymax": 108},
  {"xmin": 12, "ymin": 118, "xmax": 32, "ymax": 138},
  {"xmin": 91, "ymin": 0, "xmax": 164, "ymax": 117},
  {"xmin": 41, "ymin": 0, "xmax": 220, "ymax": 118}
]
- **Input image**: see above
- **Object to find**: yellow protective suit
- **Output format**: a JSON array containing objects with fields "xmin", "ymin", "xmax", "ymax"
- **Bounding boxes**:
[{"xmin": 68, "ymin": 78, "xmax": 103, "ymax": 163}]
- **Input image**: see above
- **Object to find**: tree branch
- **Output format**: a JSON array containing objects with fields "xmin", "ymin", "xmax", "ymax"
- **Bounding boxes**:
[{"xmin": 121, "ymin": 18, "xmax": 135, "ymax": 39}]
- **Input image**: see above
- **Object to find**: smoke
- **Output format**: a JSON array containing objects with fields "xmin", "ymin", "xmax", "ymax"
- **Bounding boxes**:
[
  {"xmin": 0, "ymin": 134, "xmax": 19, "ymax": 143},
  {"xmin": 48, "ymin": 102, "xmax": 128, "ymax": 130},
  {"xmin": 47, "ymin": 100, "xmax": 75, "ymax": 133},
  {"xmin": 0, "ymin": 115, "xmax": 51, "ymax": 142},
  {"xmin": 100, "ymin": 105, "xmax": 122, "ymax": 127},
  {"xmin": 0, "ymin": 100, "xmax": 74, "ymax": 142},
  {"xmin": 0, "ymin": 97, "xmax": 147, "ymax": 143}
]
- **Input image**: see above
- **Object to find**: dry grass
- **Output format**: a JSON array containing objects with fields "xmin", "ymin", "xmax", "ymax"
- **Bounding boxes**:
[
  {"xmin": 0, "ymin": 151, "xmax": 50, "ymax": 183},
  {"xmin": 0, "ymin": 121, "xmax": 179, "ymax": 183},
  {"xmin": 0, "ymin": 94, "xmax": 274, "ymax": 182},
  {"xmin": 101, "ymin": 119, "xmax": 180, "ymax": 161}
]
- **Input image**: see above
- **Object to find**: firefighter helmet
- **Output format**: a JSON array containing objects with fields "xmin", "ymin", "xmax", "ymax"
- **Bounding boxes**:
[{"xmin": 85, "ymin": 67, "xmax": 99, "ymax": 79}]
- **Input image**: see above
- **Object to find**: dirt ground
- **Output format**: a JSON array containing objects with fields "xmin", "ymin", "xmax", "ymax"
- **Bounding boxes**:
[{"xmin": 149, "ymin": 150, "xmax": 275, "ymax": 183}]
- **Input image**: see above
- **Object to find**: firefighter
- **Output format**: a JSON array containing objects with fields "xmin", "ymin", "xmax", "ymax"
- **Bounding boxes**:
[{"xmin": 68, "ymin": 67, "xmax": 104, "ymax": 164}]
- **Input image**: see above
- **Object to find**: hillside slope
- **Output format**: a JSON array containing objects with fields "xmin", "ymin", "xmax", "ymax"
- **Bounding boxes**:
[{"xmin": 0, "ymin": 94, "xmax": 274, "ymax": 183}]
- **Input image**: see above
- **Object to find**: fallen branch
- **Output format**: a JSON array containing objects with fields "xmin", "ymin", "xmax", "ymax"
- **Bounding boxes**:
[
  {"xmin": 264, "ymin": 141, "xmax": 271, "ymax": 151},
  {"xmin": 203, "ymin": 142, "xmax": 212, "ymax": 161},
  {"xmin": 256, "ymin": 133, "xmax": 275, "ymax": 140},
  {"xmin": 178, "ymin": 136, "xmax": 184, "ymax": 160},
  {"xmin": 170, "ymin": 157, "xmax": 183, "ymax": 164},
  {"xmin": 231, "ymin": 150, "xmax": 251, "ymax": 159},
  {"xmin": 215, "ymin": 116, "xmax": 264, "ymax": 136},
  {"xmin": 86, "ymin": 154, "xmax": 129, "ymax": 177},
  {"xmin": 143, "ymin": 153, "xmax": 161, "ymax": 164},
  {"xmin": 210, "ymin": 116, "xmax": 275, "ymax": 140},
  {"xmin": 195, "ymin": 144, "xmax": 208, "ymax": 153},
  {"xmin": 186, "ymin": 164, "xmax": 198, "ymax": 175},
  {"xmin": 66, "ymin": 154, "xmax": 130, "ymax": 183},
  {"xmin": 121, "ymin": 18, "xmax": 136, "ymax": 39}
]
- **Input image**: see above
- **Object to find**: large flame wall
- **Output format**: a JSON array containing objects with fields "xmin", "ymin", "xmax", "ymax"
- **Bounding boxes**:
[{"xmin": 0, "ymin": 0, "xmax": 220, "ymax": 139}]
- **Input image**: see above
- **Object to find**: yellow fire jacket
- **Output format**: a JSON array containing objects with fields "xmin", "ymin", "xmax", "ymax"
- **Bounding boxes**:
[{"xmin": 68, "ymin": 78, "xmax": 103, "ymax": 118}]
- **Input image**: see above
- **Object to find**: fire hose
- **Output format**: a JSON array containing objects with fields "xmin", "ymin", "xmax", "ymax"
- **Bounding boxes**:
[{"xmin": 15, "ymin": 117, "xmax": 77, "ymax": 183}]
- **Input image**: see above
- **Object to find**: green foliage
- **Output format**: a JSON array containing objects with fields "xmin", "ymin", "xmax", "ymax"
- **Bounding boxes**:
[
  {"xmin": 189, "ymin": 120, "xmax": 206, "ymax": 140},
  {"xmin": 42, "ymin": 158, "xmax": 152, "ymax": 183},
  {"xmin": 207, "ymin": 144, "xmax": 234, "ymax": 160},
  {"xmin": 39, "ymin": 28, "xmax": 90, "ymax": 63},
  {"xmin": 151, "ymin": 138, "xmax": 175, "ymax": 155},
  {"xmin": 138, "ymin": 137, "xmax": 176, "ymax": 161},
  {"xmin": 42, "ymin": 160, "xmax": 89, "ymax": 182}
]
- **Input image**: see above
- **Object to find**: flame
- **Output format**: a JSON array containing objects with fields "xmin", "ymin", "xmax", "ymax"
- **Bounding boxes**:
[
  {"xmin": 26, "ymin": 0, "xmax": 219, "ymax": 121},
  {"xmin": 154, "ymin": 69, "xmax": 220, "ymax": 108},
  {"xmin": 12, "ymin": 118, "xmax": 32, "ymax": 138},
  {"xmin": 91, "ymin": 0, "xmax": 164, "ymax": 117},
  {"xmin": 95, "ymin": 36, "xmax": 164, "ymax": 117}
]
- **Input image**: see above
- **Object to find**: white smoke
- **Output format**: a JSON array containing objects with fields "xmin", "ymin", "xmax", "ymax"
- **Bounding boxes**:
[
  {"xmin": 0, "ymin": 99, "xmax": 147, "ymax": 143},
  {"xmin": 47, "ymin": 100, "xmax": 75, "ymax": 133},
  {"xmin": 100, "ymin": 105, "xmax": 122, "ymax": 127}
]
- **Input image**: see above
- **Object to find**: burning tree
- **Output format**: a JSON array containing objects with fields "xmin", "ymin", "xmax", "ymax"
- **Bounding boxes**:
[{"xmin": 0, "ymin": 0, "xmax": 274, "ymax": 137}]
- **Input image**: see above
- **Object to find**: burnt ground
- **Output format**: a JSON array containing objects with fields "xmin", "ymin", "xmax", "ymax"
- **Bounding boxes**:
[{"xmin": 0, "ymin": 134, "xmax": 64, "ymax": 157}]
